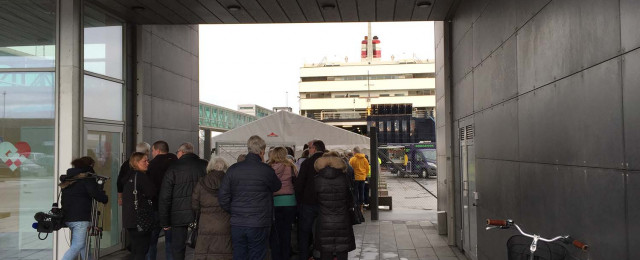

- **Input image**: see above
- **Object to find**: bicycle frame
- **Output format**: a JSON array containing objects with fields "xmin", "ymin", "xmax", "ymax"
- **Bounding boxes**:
[{"xmin": 486, "ymin": 219, "xmax": 588, "ymax": 260}]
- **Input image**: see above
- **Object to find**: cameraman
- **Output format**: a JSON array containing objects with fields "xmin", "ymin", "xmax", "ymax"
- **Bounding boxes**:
[{"xmin": 59, "ymin": 156, "xmax": 108, "ymax": 260}]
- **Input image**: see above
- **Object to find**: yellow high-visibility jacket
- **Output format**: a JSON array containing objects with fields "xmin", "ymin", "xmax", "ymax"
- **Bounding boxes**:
[{"xmin": 349, "ymin": 153, "xmax": 370, "ymax": 181}]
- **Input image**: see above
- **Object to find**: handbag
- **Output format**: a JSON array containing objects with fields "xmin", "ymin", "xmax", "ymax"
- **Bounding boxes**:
[
  {"xmin": 133, "ymin": 172, "xmax": 155, "ymax": 232},
  {"xmin": 347, "ymin": 177, "xmax": 365, "ymax": 225},
  {"xmin": 186, "ymin": 212, "xmax": 199, "ymax": 248}
]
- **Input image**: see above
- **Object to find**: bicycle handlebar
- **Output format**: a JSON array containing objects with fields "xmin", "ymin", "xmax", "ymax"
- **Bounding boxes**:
[
  {"xmin": 486, "ymin": 219, "xmax": 589, "ymax": 251},
  {"xmin": 486, "ymin": 219, "xmax": 508, "ymax": 226},
  {"xmin": 572, "ymin": 239, "xmax": 589, "ymax": 251}
]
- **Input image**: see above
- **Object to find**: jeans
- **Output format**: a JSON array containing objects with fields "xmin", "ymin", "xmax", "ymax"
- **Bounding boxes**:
[
  {"xmin": 146, "ymin": 211, "xmax": 173, "ymax": 260},
  {"xmin": 269, "ymin": 206, "xmax": 296, "ymax": 260},
  {"xmin": 364, "ymin": 180, "xmax": 370, "ymax": 205},
  {"xmin": 170, "ymin": 226, "xmax": 188, "ymax": 260},
  {"xmin": 62, "ymin": 221, "xmax": 90, "ymax": 260},
  {"xmin": 128, "ymin": 228, "xmax": 152, "ymax": 260},
  {"xmin": 146, "ymin": 227, "xmax": 173, "ymax": 260},
  {"xmin": 297, "ymin": 204, "xmax": 319, "ymax": 260},
  {"xmin": 231, "ymin": 225, "xmax": 270, "ymax": 260},
  {"xmin": 354, "ymin": 180, "xmax": 366, "ymax": 206}
]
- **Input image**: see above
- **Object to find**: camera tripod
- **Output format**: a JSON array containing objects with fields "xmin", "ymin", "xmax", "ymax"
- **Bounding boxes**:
[{"xmin": 84, "ymin": 175, "xmax": 109, "ymax": 260}]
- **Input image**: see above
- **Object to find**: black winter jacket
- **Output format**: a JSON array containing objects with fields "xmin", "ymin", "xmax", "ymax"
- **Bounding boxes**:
[
  {"xmin": 159, "ymin": 153, "xmax": 207, "ymax": 227},
  {"xmin": 116, "ymin": 160, "xmax": 132, "ymax": 193},
  {"xmin": 313, "ymin": 156, "xmax": 356, "ymax": 254},
  {"xmin": 60, "ymin": 167, "xmax": 109, "ymax": 222},
  {"xmin": 148, "ymin": 153, "xmax": 178, "ymax": 210},
  {"xmin": 122, "ymin": 170, "xmax": 157, "ymax": 229},
  {"xmin": 218, "ymin": 153, "xmax": 282, "ymax": 228},
  {"xmin": 294, "ymin": 152, "xmax": 324, "ymax": 205}
]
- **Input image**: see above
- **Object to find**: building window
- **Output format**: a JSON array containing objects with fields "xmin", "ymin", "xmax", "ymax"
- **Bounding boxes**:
[
  {"xmin": 394, "ymin": 93, "xmax": 405, "ymax": 96},
  {"xmin": 380, "ymin": 94, "xmax": 390, "ymax": 97},
  {"xmin": 83, "ymin": 5, "xmax": 123, "ymax": 122},
  {"xmin": 0, "ymin": 0, "xmax": 56, "ymax": 258},
  {"xmin": 413, "ymin": 73, "xmax": 436, "ymax": 78},
  {"xmin": 84, "ymin": 75, "xmax": 123, "ymax": 121},
  {"xmin": 309, "ymin": 93, "xmax": 331, "ymax": 98},
  {"xmin": 84, "ymin": 5, "xmax": 123, "ymax": 80},
  {"xmin": 0, "ymin": 1, "xmax": 56, "ymax": 69}
]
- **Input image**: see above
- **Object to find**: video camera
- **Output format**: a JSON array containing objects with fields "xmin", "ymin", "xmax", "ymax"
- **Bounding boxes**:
[
  {"xmin": 59, "ymin": 172, "xmax": 110, "ymax": 187},
  {"xmin": 33, "ymin": 203, "xmax": 65, "ymax": 234}
]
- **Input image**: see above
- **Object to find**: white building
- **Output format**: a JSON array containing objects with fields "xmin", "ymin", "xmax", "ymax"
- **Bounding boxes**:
[
  {"xmin": 298, "ymin": 59, "xmax": 435, "ymax": 129},
  {"xmin": 237, "ymin": 104, "xmax": 274, "ymax": 118}
]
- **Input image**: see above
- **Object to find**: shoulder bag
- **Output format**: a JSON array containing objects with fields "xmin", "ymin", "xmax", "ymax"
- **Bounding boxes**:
[
  {"xmin": 133, "ymin": 172, "xmax": 155, "ymax": 232},
  {"xmin": 347, "ymin": 176, "xmax": 365, "ymax": 225},
  {"xmin": 186, "ymin": 213, "xmax": 199, "ymax": 248}
]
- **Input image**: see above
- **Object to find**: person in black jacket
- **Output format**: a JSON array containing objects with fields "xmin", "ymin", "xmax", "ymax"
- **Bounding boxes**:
[
  {"xmin": 313, "ymin": 152, "xmax": 356, "ymax": 260},
  {"xmin": 60, "ymin": 157, "xmax": 108, "ymax": 260},
  {"xmin": 159, "ymin": 143, "xmax": 207, "ymax": 260},
  {"xmin": 294, "ymin": 139, "xmax": 326, "ymax": 260},
  {"xmin": 122, "ymin": 152, "xmax": 156, "ymax": 260},
  {"xmin": 218, "ymin": 135, "xmax": 282, "ymax": 260},
  {"xmin": 117, "ymin": 142, "xmax": 150, "ymax": 206},
  {"xmin": 146, "ymin": 141, "xmax": 178, "ymax": 260}
]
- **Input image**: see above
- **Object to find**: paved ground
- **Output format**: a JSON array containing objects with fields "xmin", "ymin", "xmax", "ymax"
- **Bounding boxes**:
[{"xmin": 102, "ymin": 171, "xmax": 468, "ymax": 260}]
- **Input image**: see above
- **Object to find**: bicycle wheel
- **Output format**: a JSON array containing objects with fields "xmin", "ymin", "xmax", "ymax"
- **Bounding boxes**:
[{"xmin": 507, "ymin": 235, "xmax": 568, "ymax": 260}]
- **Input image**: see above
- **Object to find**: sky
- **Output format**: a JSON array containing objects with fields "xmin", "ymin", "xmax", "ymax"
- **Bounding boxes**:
[{"xmin": 199, "ymin": 22, "xmax": 435, "ymax": 113}]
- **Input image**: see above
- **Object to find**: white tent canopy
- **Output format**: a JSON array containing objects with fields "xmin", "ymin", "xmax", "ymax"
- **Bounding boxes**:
[{"xmin": 212, "ymin": 111, "xmax": 370, "ymax": 152}]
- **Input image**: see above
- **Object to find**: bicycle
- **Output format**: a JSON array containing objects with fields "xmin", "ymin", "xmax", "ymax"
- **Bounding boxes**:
[{"xmin": 486, "ymin": 219, "xmax": 588, "ymax": 260}]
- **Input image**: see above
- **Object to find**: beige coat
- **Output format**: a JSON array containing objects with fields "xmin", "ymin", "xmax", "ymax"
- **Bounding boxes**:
[{"xmin": 191, "ymin": 170, "xmax": 233, "ymax": 260}]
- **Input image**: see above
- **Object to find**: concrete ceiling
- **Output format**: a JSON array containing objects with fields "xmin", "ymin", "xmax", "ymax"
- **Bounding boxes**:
[
  {"xmin": 89, "ymin": 0, "xmax": 457, "ymax": 24},
  {"xmin": 0, "ymin": 0, "xmax": 457, "ymax": 47}
]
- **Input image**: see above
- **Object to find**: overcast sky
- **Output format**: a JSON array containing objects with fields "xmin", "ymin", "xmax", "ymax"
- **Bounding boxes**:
[{"xmin": 199, "ymin": 22, "xmax": 434, "ymax": 113}]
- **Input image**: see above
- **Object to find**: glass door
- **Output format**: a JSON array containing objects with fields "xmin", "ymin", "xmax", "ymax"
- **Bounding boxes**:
[{"xmin": 84, "ymin": 123, "xmax": 123, "ymax": 256}]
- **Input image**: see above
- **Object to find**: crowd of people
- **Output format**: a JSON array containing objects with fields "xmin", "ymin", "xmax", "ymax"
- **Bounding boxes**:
[{"xmin": 58, "ymin": 135, "xmax": 372, "ymax": 260}]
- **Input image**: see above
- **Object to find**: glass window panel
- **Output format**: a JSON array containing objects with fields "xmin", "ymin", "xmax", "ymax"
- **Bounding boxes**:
[
  {"xmin": 0, "ymin": 72, "xmax": 55, "ymax": 259},
  {"xmin": 0, "ymin": 0, "xmax": 56, "ymax": 69},
  {"xmin": 85, "ymin": 130, "xmax": 121, "ymax": 249},
  {"xmin": 84, "ymin": 5, "xmax": 123, "ymax": 79},
  {"xmin": 84, "ymin": 75, "xmax": 123, "ymax": 121}
]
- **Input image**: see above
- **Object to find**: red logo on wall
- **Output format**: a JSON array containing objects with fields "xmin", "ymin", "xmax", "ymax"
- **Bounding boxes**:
[
  {"xmin": 0, "ymin": 141, "xmax": 31, "ymax": 171},
  {"xmin": 267, "ymin": 132, "xmax": 279, "ymax": 137}
]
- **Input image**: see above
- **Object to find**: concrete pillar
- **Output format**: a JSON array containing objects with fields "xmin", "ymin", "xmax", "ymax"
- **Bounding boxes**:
[
  {"xmin": 204, "ymin": 129, "xmax": 211, "ymax": 160},
  {"xmin": 54, "ymin": 0, "xmax": 83, "ymax": 258},
  {"xmin": 135, "ymin": 25, "xmax": 144, "ymax": 144},
  {"xmin": 434, "ymin": 21, "xmax": 455, "ymax": 246}
]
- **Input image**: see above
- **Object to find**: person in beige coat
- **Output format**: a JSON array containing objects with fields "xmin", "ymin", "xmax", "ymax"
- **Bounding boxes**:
[{"xmin": 191, "ymin": 157, "xmax": 233, "ymax": 260}]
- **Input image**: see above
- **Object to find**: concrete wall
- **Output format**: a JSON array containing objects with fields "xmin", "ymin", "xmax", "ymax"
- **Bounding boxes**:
[
  {"xmin": 136, "ymin": 25, "xmax": 200, "ymax": 153},
  {"xmin": 434, "ymin": 21, "xmax": 456, "ymax": 245},
  {"xmin": 443, "ymin": 0, "xmax": 640, "ymax": 259}
]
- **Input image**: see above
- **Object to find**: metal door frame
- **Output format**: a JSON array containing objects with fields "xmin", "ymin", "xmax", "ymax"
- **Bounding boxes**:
[
  {"xmin": 84, "ymin": 122, "xmax": 124, "ymax": 256},
  {"xmin": 460, "ymin": 124, "xmax": 477, "ymax": 260}
]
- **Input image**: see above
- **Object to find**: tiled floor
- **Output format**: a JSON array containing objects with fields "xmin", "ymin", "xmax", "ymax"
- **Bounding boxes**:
[
  {"xmin": 347, "ymin": 213, "xmax": 468, "ymax": 260},
  {"xmin": 101, "ymin": 216, "xmax": 468, "ymax": 260},
  {"xmin": 102, "ymin": 172, "xmax": 469, "ymax": 260}
]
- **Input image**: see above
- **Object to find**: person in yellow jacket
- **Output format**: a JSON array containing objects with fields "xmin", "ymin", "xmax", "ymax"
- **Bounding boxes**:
[{"xmin": 349, "ymin": 147, "xmax": 369, "ymax": 214}]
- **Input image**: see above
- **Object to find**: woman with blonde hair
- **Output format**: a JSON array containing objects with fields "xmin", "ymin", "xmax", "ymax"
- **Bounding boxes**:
[
  {"xmin": 267, "ymin": 147, "xmax": 298, "ymax": 260},
  {"xmin": 121, "ymin": 152, "xmax": 156, "ymax": 260},
  {"xmin": 191, "ymin": 157, "xmax": 233, "ymax": 259}
]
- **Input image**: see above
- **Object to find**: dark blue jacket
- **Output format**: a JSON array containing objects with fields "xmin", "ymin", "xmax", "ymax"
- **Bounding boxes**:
[
  {"xmin": 60, "ymin": 167, "xmax": 108, "ymax": 222},
  {"xmin": 218, "ymin": 153, "xmax": 282, "ymax": 227}
]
